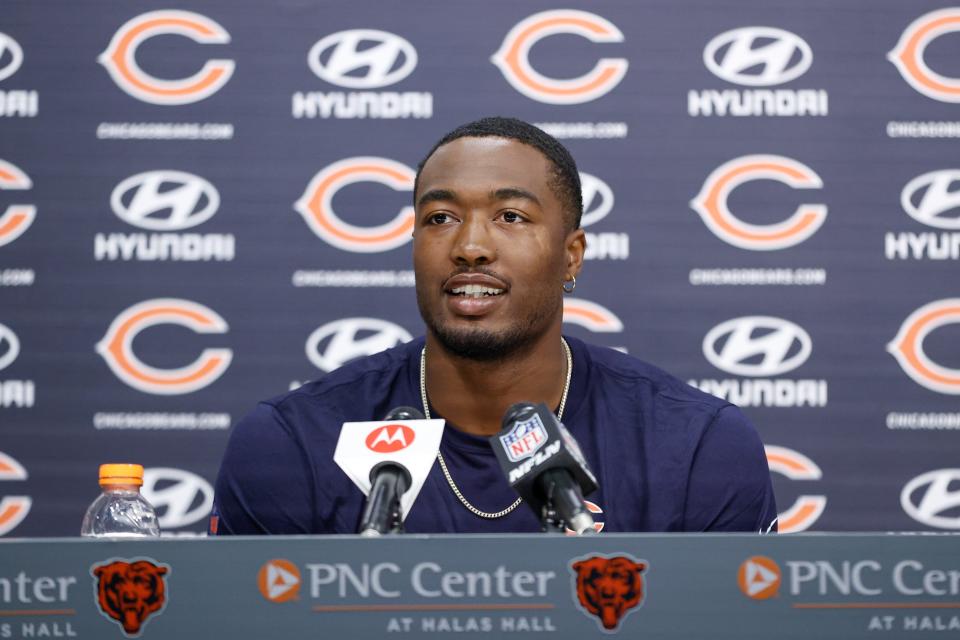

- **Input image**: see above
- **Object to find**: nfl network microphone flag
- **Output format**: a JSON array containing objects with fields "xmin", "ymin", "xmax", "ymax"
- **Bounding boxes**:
[
  {"xmin": 334, "ymin": 418, "xmax": 444, "ymax": 518},
  {"xmin": 493, "ymin": 403, "xmax": 598, "ymax": 533}
]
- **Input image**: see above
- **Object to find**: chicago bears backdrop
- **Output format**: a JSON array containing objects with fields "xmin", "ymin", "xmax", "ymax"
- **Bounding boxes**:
[{"xmin": 0, "ymin": 0, "xmax": 958, "ymax": 536}]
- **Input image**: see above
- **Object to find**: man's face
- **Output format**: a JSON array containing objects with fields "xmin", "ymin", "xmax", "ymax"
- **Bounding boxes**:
[{"xmin": 413, "ymin": 136, "xmax": 583, "ymax": 360}]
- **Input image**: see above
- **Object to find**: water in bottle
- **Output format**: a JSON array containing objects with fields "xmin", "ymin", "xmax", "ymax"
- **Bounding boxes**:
[{"xmin": 80, "ymin": 463, "xmax": 160, "ymax": 538}]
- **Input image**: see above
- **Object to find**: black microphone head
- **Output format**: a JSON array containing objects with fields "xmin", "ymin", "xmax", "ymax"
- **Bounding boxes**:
[
  {"xmin": 502, "ymin": 402, "xmax": 537, "ymax": 429},
  {"xmin": 383, "ymin": 406, "xmax": 425, "ymax": 421},
  {"xmin": 491, "ymin": 402, "xmax": 598, "ymax": 511}
]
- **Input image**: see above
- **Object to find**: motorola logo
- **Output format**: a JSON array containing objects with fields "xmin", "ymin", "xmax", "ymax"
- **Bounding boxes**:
[
  {"xmin": 704, "ymin": 27, "xmax": 813, "ymax": 86},
  {"xmin": 306, "ymin": 318, "xmax": 412, "ymax": 372},
  {"xmin": 703, "ymin": 316, "xmax": 812, "ymax": 377},
  {"xmin": 901, "ymin": 170, "xmax": 960, "ymax": 230},
  {"xmin": 141, "ymin": 467, "xmax": 214, "ymax": 530},
  {"xmin": 901, "ymin": 469, "xmax": 960, "ymax": 529},
  {"xmin": 366, "ymin": 424, "xmax": 416, "ymax": 454},
  {"xmin": 308, "ymin": 29, "xmax": 417, "ymax": 89},
  {"xmin": 110, "ymin": 170, "xmax": 220, "ymax": 231},
  {"xmin": 0, "ymin": 323, "xmax": 20, "ymax": 371}
]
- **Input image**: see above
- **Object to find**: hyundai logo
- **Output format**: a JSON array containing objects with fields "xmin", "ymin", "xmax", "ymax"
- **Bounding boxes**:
[
  {"xmin": 579, "ymin": 172, "xmax": 615, "ymax": 228},
  {"xmin": 0, "ymin": 323, "xmax": 20, "ymax": 371},
  {"xmin": 141, "ymin": 467, "xmax": 214, "ymax": 530},
  {"xmin": 901, "ymin": 469, "xmax": 960, "ymax": 529},
  {"xmin": 110, "ymin": 170, "xmax": 220, "ymax": 231},
  {"xmin": 0, "ymin": 33, "xmax": 24, "ymax": 82},
  {"xmin": 306, "ymin": 318, "xmax": 412, "ymax": 372},
  {"xmin": 308, "ymin": 29, "xmax": 417, "ymax": 89},
  {"xmin": 703, "ymin": 316, "xmax": 812, "ymax": 377},
  {"xmin": 704, "ymin": 26, "xmax": 812, "ymax": 87},
  {"xmin": 901, "ymin": 170, "xmax": 960, "ymax": 230}
]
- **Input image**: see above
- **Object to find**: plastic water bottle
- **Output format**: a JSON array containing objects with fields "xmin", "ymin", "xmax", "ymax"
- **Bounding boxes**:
[{"xmin": 80, "ymin": 463, "xmax": 160, "ymax": 538}]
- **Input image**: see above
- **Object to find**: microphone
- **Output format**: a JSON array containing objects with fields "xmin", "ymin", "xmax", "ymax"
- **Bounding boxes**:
[
  {"xmin": 490, "ymin": 402, "xmax": 598, "ymax": 535},
  {"xmin": 358, "ymin": 406, "xmax": 420, "ymax": 536},
  {"xmin": 333, "ymin": 406, "xmax": 444, "ymax": 536}
]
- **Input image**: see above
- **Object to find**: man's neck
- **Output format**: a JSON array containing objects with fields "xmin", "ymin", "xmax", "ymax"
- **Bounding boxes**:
[{"xmin": 422, "ymin": 329, "xmax": 568, "ymax": 437}]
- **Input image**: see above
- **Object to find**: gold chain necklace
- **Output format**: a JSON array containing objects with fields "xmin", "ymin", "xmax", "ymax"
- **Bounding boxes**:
[{"xmin": 420, "ymin": 338, "xmax": 572, "ymax": 519}]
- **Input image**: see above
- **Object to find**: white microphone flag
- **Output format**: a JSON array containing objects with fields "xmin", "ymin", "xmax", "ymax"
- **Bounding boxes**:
[{"xmin": 334, "ymin": 418, "xmax": 445, "ymax": 518}]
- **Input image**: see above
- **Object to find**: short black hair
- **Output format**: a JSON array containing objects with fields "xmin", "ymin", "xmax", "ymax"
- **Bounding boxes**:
[{"xmin": 414, "ymin": 116, "xmax": 583, "ymax": 230}]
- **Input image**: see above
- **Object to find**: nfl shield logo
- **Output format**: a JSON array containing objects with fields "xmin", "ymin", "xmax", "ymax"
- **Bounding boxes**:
[{"xmin": 499, "ymin": 414, "xmax": 548, "ymax": 462}]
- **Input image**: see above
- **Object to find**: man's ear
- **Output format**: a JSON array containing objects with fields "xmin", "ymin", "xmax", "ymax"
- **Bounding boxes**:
[{"xmin": 565, "ymin": 228, "xmax": 586, "ymax": 278}]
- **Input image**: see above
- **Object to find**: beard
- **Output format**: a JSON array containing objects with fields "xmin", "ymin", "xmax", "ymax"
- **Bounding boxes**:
[{"xmin": 416, "ymin": 282, "xmax": 561, "ymax": 362}]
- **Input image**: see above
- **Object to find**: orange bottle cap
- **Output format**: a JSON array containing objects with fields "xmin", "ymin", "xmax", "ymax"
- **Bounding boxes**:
[{"xmin": 98, "ymin": 463, "xmax": 144, "ymax": 487}]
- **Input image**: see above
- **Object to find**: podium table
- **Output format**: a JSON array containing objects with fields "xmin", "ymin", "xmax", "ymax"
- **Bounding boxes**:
[{"xmin": 1, "ymin": 533, "xmax": 958, "ymax": 639}]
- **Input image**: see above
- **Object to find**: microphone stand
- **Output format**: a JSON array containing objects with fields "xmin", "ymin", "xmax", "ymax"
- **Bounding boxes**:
[
  {"xmin": 539, "ymin": 469, "xmax": 597, "ymax": 536},
  {"xmin": 359, "ymin": 462, "xmax": 410, "ymax": 536}
]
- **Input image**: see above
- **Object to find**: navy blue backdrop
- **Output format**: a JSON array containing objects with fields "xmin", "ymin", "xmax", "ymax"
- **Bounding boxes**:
[{"xmin": 1, "ymin": 0, "xmax": 959, "ymax": 536}]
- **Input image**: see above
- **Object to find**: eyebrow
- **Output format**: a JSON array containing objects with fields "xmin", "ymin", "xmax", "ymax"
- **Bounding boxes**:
[
  {"xmin": 491, "ymin": 187, "xmax": 541, "ymax": 207},
  {"xmin": 416, "ymin": 189, "xmax": 456, "ymax": 208},
  {"xmin": 416, "ymin": 187, "xmax": 542, "ymax": 209}
]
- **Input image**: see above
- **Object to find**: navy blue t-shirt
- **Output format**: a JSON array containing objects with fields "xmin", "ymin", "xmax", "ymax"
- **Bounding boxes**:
[{"xmin": 212, "ymin": 336, "xmax": 778, "ymax": 534}]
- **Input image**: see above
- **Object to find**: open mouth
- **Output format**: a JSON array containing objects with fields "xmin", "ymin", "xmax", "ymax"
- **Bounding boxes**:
[{"xmin": 448, "ymin": 284, "xmax": 505, "ymax": 299}]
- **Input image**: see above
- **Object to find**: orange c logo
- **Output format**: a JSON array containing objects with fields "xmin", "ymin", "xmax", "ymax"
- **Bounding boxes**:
[
  {"xmin": 888, "ymin": 299, "xmax": 960, "ymax": 395},
  {"xmin": 491, "ymin": 10, "xmax": 628, "ymax": 105},
  {"xmin": 96, "ymin": 298, "xmax": 232, "ymax": 395},
  {"xmin": 565, "ymin": 500, "xmax": 605, "ymax": 535},
  {"xmin": 0, "ymin": 451, "xmax": 31, "ymax": 536},
  {"xmin": 295, "ymin": 157, "xmax": 415, "ymax": 253},
  {"xmin": 765, "ymin": 445, "xmax": 826, "ymax": 533},
  {"xmin": 98, "ymin": 10, "xmax": 235, "ymax": 105},
  {"xmin": 691, "ymin": 155, "xmax": 827, "ymax": 251},
  {"xmin": 889, "ymin": 8, "xmax": 960, "ymax": 103},
  {"xmin": 0, "ymin": 159, "xmax": 35, "ymax": 248},
  {"xmin": 562, "ymin": 298, "xmax": 624, "ymax": 333}
]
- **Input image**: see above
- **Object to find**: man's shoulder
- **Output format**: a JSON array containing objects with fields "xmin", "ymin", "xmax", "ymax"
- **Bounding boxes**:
[
  {"xmin": 574, "ymin": 337, "xmax": 730, "ymax": 414},
  {"xmin": 263, "ymin": 337, "xmax": 424, "ymax": 417}
]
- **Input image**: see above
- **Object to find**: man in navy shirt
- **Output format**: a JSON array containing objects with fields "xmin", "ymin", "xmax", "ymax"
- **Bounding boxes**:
[{"xmin": 212, "ymin": 117, "xmax": 777, "ymax": 535}]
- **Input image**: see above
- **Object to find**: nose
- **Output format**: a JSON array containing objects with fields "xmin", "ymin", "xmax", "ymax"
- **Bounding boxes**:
[{"xmin": 450, "ymin": 216, "xmax": 496, "ymax": 266}]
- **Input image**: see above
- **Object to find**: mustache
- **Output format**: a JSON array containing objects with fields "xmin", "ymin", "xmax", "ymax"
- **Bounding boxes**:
[{"xmin": 442, "ymin": 266, "xmax": 511, "ymax": 288}]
